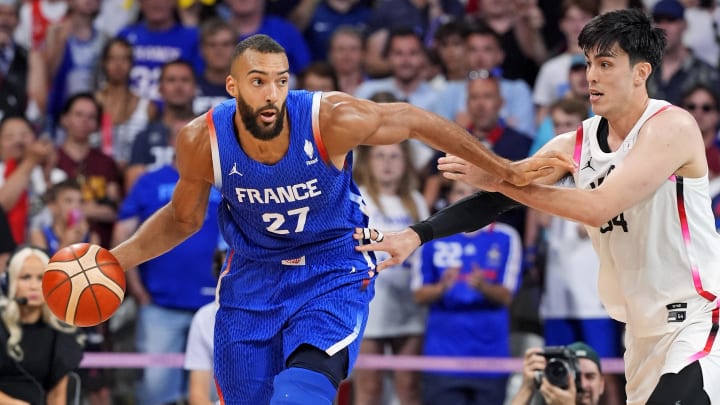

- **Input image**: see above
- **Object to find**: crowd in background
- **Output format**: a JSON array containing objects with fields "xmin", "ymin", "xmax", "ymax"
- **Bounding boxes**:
[{"xmin": 0, "ymin": 0, "xmax": 719, "ymax": 404}]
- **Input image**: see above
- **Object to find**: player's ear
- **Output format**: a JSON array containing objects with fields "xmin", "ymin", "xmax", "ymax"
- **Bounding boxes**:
[
  {"xmin": 226, "ymin": 75, "xmax": 237, "ymax": 98},
  {"xmin": 634, "ymin": 62, "xmax": 652, "ymax": 85}
]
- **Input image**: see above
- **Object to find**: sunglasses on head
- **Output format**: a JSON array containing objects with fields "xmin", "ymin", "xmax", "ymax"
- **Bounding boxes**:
[{"xmin": 684, "ymin": 103, "xmax": 716, "ymax": 113}]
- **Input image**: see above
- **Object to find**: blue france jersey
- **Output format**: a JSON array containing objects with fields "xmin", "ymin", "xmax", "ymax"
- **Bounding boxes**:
[{"xmin": 208, "ymin": 91, "xmax": 374, "ymax": 269}]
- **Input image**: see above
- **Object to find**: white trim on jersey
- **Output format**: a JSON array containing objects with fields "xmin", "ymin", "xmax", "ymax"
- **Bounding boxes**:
[
  {"xmin": 206, "ymin": 109, "xmax": 223, "ymax": 189},
  {"xmin": 311, "ymin": 91, "xmax": 321, "ymax": 142},
  {"xmin": 325, "ymin": 313, "xmax": 363, "ymax": 356}
]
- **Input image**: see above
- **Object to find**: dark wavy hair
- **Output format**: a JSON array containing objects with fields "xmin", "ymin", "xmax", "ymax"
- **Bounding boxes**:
[{"xmin": 578, "ymin": 8, "xmax": 666, "ymax": 75}]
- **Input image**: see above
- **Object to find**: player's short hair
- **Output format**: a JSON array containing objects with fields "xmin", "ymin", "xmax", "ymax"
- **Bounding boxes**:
[
  {"xmin": 578, "ymin": 8, "xmax": 665, "ymax": 75},
  {"xmin": 232, "ymin": 34, "xmax": 286, "ymax": 61}
]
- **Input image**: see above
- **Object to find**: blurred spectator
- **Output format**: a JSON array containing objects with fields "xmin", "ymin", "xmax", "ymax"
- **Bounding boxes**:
[
  {"xmin": 0, "ymin": 0, "xmax": 29, "ymax": 122},
  {"xmin": 112, "ymin": 133, "xmax": 221, "ymax": 405},
  {"xmin": 55, "ymin": 93, "xmax": 122, "ymax": 248},
  {"xmin": 194, "ymin": 18, "xmax": 234, "ymax": 115},
  {"xmin": 416, "ymin": 180, "xmax": 522, "ymax": 405},
  {"xmin": 95, "ymin": 38, "xmax": 158, "ymax": 168},
  {"xmin": 0, "ymin": 207, "xmax": 13, "ymax": 272},
  {"xmin": 682, "ymin": 84, "xmax": 720, "ymax": 179},
  {"xmin": 598, "ymin": 0, "xmax": 645, "ymax": 13},
  {"xmin": 647, "ymin": 0, "xmax": 720, "ymax": 105},
  {"xmin": 430, "ymin": 19, "xmax": 467, "ymax": 89},
  {"xmin": 125, "ymin": 60, "xmax": 196, "ymax": 192},
  {"xmin": 532, "ymin": 0, "xmax": 596, "ymax": 126},
  {"xmin": 184, "ymin": 250, "xmax": 224, "ymax": 405},
  {"xmin": 327, "ymin": 26, "xmax": 366, "ymax": 95},
  {"xmin": 473, "ymin": 0, "xmax": 548, "ymax": 86},
  {"xmin": 45, "ymin": 0, "xmax": 106, "ymax": 131},
  {"xmin": 297, "ymin": 61, "xmax": 338, "ymax": 91},
  {"xmin": 433, "ymin": 21, "xmax": 535, "ymax": 136},
  {"xmin": 530, "ymin": 55, "xmax": 591, "ymax": 155},
  {"xmin": 425, "ymin": 73, "xmax": 532, "ymax": 236},
  {"xmin": 363, "ymin": 0, "xmax": 464, "ymax": 77},
  {"xmin": 681, "ymin": 0, "xmax": 719, "ymax": 68},
  {"xmin": 353, "ymin": 138, "xmax": 428, "ymax": 405},
  {"xmin": 355, "ymin": 28, "xmax": 439, "ymax": 170},
  {"xmin": 14, "ymin": 0, "xmax": 67, "ymax": 51},
  {"xmin": 177, "ymin": 0, "xmax": 219, "ymax": 27},
  {"xmin": 185, "ymin": 300, "xmax": 219, "ymax": 405},
  {"xmin": 0, "ymin": 246, "xmax": 84, "ymax": 405},
  {"xmin": 223, "ymin": 0, "xmax": 311, "ymax": 76},
  {"xmin": 302, "ymin": 0, "xmax": 370, "ymax": 62},
  {"xmin": 0, "ymin": 115, "xmax": 59, "ymax": 243},
  {"xmin": 29, "ymin": 178, "xmax": 100, "ymax": 252},
  {"xmin": 117, "ymin": 0, "xmax": 201, "ymax": 102},
  {"xmin": 94, "ymin": 0, "xmax": 139, "ymax": 37},
  {"xmin": 509, "ymin": 342, "xmax": 605, "ymax": 405}
]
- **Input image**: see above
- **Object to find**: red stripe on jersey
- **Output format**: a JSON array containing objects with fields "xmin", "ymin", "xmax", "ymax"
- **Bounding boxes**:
[{"xmin": 573, "ymin": 124, "xmax": 583, "ymax": 166}]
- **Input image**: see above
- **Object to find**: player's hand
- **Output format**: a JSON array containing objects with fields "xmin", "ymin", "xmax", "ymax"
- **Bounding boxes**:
[
  {"xmin": 439, "ymin": 155, "xmax": 501, "ymax": 191},
  {"xmin": 354, "ymin": 227, "xmax": 421, "ymax": 272},
  {"xmin": 539, "ymin": 372, "xmax": 576, "ymax": 405},
  {"xmin": 507, "ymin": 151, "xmax": 576, "ymax": 186}
]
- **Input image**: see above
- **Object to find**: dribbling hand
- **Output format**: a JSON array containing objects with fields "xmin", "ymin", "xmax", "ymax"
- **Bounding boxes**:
[
  {"xmin": 508, "ymin": 151, "xmax": 576, "ymax": 186},
  {"xmin": 353, "ymin": 227, "xmax": 421, "ymax": 272}
]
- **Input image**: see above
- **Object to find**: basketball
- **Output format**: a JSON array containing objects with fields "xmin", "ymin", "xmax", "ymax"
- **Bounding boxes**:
[{"xmin": 42, "ymin": 243, "xmax": 126, "ymax": 327}]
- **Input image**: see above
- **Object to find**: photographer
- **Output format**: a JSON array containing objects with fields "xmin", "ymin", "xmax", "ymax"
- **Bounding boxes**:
[{"xmin": 510, "ymin": 342, "xmax": 604, "ymax": 405}]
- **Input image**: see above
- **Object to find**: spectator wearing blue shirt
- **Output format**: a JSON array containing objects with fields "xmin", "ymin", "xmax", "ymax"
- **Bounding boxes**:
[
  {"xmin": 303, "ymin": 0, "xmax": 370, "ymax": 62},
  {"xmin": 112, "ymin": 160, "xmax": 222, "ymax": 405},
  {"xmin": 416, "ymin": 180, "xmax": 523, "ymax": 405},
  {"xmin": 117, "ymin": 0, "xmax": 201, "ymax": 102},
  {"xmin": 224, "ymin": 0, "xmax": 311, "ymax": 76}
]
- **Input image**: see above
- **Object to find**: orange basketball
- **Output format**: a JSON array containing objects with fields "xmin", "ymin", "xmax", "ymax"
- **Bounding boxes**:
[{"xmin": 42, "ymin": 243, "xmax": 126, "ymax": 327}]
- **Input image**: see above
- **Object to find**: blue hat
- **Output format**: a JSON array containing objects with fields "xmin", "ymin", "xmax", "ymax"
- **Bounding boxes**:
[
  {"xmin": 652, "ymin": 0, "xmax": 684, "ymax": 20},
  {"xmin": 569, "ymin": 54, "xmax": 586, "ymax": 70}
]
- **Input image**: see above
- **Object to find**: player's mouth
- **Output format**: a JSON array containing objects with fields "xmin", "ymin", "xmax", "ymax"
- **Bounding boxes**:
[
  {"xmin": 258, "ymin": 110, "xmax": 277, "ymax": 124},
  {"xmin": 589, "ymin": 89, "xmax": 603, "ymax": 102}
]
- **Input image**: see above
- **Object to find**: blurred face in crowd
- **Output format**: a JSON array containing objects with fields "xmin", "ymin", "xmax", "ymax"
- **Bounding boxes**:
[
  {"xmin": 50, "ymin": 187, "xmax": 85, "ymax": 228},
  {"xmin": 62, "ymin": 98, "xmax": 99, "ymax": 141},
  {"xmin": 140, "ymin": 0, "xmax": 176, "ymax": 26},
  {"xmin": 568, "ymin": 65, "xmax": 590, "ymax": 99},
  {"xmin": 0, "ymin": 3, "xmax": 18, "ymax": 47},
  {"xmin": 551, "ymin": 108, "xmax": 584, "ymax": 134},
  {"xmin": 302, "ymin": 73, "xmax": 336, "ymax": 92},
  {"xmin": 159, "ymin": 63, "xmax": 197, "ymax": 110},
  {"xmin": 466, "ymin": 33, "xmax": 504, "ymax": 71},
  {"xmin": 0, "ymin": 118, "xmax": 34, "ymax": 160},
  {"xmin": 202, "ymin": 28, "xmax": 236, "ymax": 73},
  {"xmin": 576, "ymin": 358, "xmax": 604, "ymax": 405},
  {"xmin": 14, "ymin": 255, "xmax": 45, "ymax": 308},
  {"xmin": 368, "ymin": 144, "xmax": 406, "ymax": 189},
  {"xmin": 653, "ymin": 14, "xmax": 686, "ymax": 52},
  {"xmin": 683, "ymin": 88, "xmax": 719, "ymax": 137},
  {"xmin": 388, "ymin": 35, "xmax": 426, "ymax": 84},
  {"xmin": 437, "ymin": 33, "xmax": 467, "ymax": 76},
  {"xmin": 225, "ymin": 0, "xmax": 264, "ymax": 17},
  {"xmin": 560, "ymin": 5, "xmax": 594, "ymax": 47},
  {"xmin": 467, "ymin": 77, "xmax": 503, "ymax": 132},
  {"xmin": 69, "ymin": 0, "xmax": 100, "ymax": 16},
  {"xmin": 480, "ymin": 0, "xmax": 512, "ymax": 17},
  {"xmin": 103, "ymin": 41, "xmax": 133, "ymax": 85},
  {"xmin": 328, "ymin": 31, "xmax": 364, "ymax": 75}
]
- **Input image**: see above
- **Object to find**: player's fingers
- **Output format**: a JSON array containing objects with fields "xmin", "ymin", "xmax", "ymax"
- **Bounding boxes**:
[
  {"xmin": 375, "ymin": 256, "xmax": 401, "ymax": 272},
  {"xmin": 442, "ymin": 171, "xmax": 462, "ymax": 181}
]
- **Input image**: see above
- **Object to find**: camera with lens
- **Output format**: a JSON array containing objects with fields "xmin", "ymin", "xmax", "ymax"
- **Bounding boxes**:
[{"xmin": 533, "ymin": 346, "xmax": 582, "ymax": 392}]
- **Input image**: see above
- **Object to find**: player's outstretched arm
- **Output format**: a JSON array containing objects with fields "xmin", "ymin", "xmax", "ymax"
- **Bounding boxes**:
[
  {"xmin": 111, "ymin": 116, "xmax": 213, "ymax": 271},
  {"xmin": 355, "ymin": 133, "xmax": 576, "ymax": 271},
  {"xmin": 317, "ymin": 92, "xmax": 575, "ymax": 186}
]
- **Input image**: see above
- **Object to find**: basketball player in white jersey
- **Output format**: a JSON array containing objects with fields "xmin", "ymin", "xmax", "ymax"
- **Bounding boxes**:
[{"xmin": 358, "ymin": 8, "xmax": 720, "ymax": 405}]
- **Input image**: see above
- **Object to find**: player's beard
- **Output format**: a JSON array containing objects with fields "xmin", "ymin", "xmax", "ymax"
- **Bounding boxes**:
[{"xmin": 236, "ymin": 94, "xmax": 287, "ymax": 141}]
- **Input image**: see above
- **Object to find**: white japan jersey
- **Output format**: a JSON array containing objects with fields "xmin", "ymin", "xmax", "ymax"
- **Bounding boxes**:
[{"xmin": 575, "ymin": 99, "xmax": 720, "ymax": 337}]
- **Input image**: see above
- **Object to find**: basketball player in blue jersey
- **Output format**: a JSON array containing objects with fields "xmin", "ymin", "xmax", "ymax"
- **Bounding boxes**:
[
  {"xmin": 108, "ymin": 34, "xmax": 572, "ymax": 405},
  {"xmin": 362, "ymin": 9, "xmax": 720, "ymax": 405}
]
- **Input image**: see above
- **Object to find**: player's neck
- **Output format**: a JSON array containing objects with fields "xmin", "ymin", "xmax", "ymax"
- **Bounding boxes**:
[
  {"xmin": 235, "ymin": 117, "xmax": 290, "ymax": 165},
  {"xmin": 606, "ymin": 96, "xmax": 650, "ymax": 142}
]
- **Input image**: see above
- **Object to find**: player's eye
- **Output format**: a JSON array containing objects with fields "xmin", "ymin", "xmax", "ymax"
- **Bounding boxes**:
[
  {"xmin": 252, "ymin": 78, "xmax": 262, "ymax": 86},
  {"xmin": 279, "ymin": 78, "xmax": 288, "ymax": 86}
]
